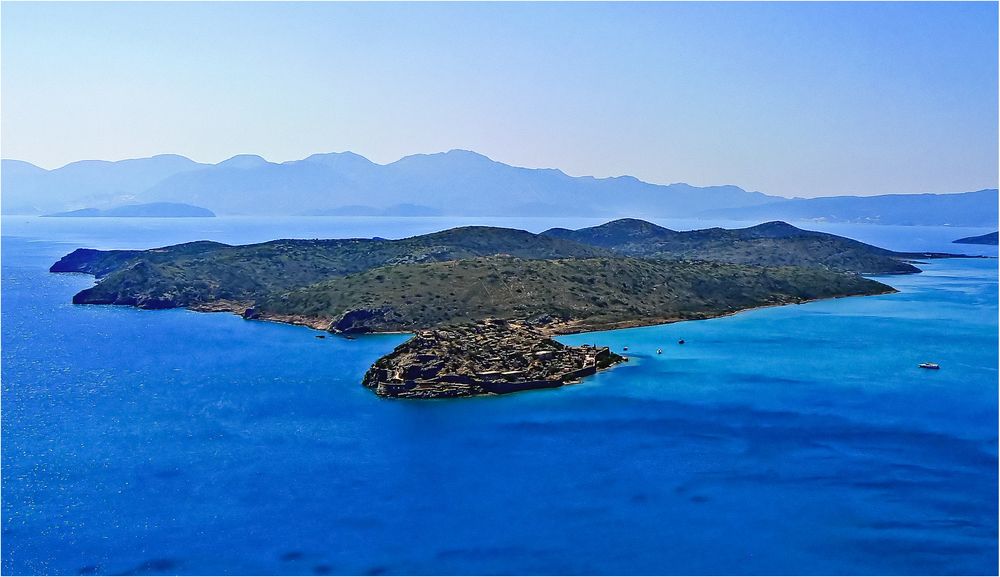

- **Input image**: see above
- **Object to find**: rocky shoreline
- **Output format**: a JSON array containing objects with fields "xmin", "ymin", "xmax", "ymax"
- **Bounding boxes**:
[{"xmin": 361, "ymin": 319, "xmax": 625, "ymax": 398}]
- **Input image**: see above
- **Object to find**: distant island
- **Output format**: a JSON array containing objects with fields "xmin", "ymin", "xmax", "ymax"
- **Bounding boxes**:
[
  {"xmin": 953, "ymin": 231, "xmax": 998, "ymax": 245},
  {"xmin": 51, "ymin": 219, "xmax": 966, "ymax": 398},
  {"xmin": 43, "ymin": 202, "xmax": 215, "ymax": 218}
]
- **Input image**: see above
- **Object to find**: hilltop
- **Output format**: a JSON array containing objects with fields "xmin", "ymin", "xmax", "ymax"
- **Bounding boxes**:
[{"xmin": 542, "ymin": 219, "xmax": 932, "ymax": 274}]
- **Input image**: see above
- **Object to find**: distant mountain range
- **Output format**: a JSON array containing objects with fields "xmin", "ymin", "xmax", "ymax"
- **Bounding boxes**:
[
  {"xmin": 702, "ymin": 189, "xmax": 999, "ymax": 227},
  {"xmin": 3, "ymin": 151, "xmax": 996, "ymax": 226},
  {"xmin": 44, "ymin": 202, "xmax": 215, "ymax": 218},
  {"xmin": 2, "ymin": 155, "xmax": 208, "ymax": 215}
]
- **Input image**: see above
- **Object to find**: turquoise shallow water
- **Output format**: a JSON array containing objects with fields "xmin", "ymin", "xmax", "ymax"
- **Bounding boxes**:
[{"xmin": 2, "ymin": 217, "xmax": 997, "ymax": 575}]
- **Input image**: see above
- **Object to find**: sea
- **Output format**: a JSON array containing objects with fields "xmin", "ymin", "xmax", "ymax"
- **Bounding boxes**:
[{"xmin": 2, "ymin": 215, "xmax": 997, "ymax": 575}]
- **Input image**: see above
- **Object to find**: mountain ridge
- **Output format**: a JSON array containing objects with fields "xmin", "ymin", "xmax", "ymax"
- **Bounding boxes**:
[
  {"xmin": 4, "ymin": 151, "xmax": 995, "ymax": 225},
  {"xmin": 539, "ymin": 218, "xmax": 980, "ymax": 274},
  {"xmin": 4, "ymin": 149, "xmax": 779, "ymax": 217}
]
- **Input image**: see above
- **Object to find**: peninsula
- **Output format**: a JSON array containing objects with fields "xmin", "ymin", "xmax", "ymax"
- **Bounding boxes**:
[
  {"xmin": 953, "ymin": 231, "xmax": 998, "ymax": 245},
  {"xmin": 51, "ymin": 219, "xmax": 940, "ymax": 398}
]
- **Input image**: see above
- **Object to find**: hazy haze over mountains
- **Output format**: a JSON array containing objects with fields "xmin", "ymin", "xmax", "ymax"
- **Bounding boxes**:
[
  {"xmin": 43, "ymin": 202, "xmax": 215, "ymax": 218},
  {"xmin": 2, "ymin": 150, "xmax": 776, "ymax": 217},
  {"xmin": 2, "ymin": 150, "xmax": 996, "ymax": 226},
  {"xmin": 1, "ymin": 155, "xmax": 208, "ymax": 215},
  {"xmin": 703, "ymin": 189, "xmax": 1000, "ymax": 227}
]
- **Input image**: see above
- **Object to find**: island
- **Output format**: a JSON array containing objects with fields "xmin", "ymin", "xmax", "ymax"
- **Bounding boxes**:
[
  {"xmin": 363, "ymin": 319, "xmax": 624, "ymax": 398},
  {"xmin": 43, "ymin": 202, "xmax": 215, "ymax": 218},
  {"xmin": 51, "ymin": 219, "xmax": 947, "ymax": 398},
  {"xmin": 953, "ymin": 231, "xmax": 998, "ymax": 245}
]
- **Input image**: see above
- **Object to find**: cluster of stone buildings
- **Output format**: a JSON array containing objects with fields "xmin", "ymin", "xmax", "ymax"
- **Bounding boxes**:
[{"xmin": 362, "ymin": 318, "xmax": 624, "ymax": 398}]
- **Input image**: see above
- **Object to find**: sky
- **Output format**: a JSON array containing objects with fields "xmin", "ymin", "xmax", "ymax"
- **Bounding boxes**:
[{"xmin": 1, "ymin": 1, "xmax": 997, "ymax": 198}]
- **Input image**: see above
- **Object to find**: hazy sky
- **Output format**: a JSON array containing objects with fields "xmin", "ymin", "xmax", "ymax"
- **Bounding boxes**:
[{"xmin": 2, "ymin": 1, "xmax": 997, "ymax": 197}]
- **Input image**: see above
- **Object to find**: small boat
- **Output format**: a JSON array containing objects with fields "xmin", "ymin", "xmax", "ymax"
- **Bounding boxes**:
[
  {"xmin": 656, "ymin": 348, "xmax": 662, "ymax": 355},
  {"xmin": 623, "ymin": 346, "xmax": 629, "ymax": 351},
  {"xmin": 678, "ymin": 339, "xmax": 685, "ymax": 345},
  {"xmin": 918, "ymin": 362, "xmax": 940, "ymax": 370},
  {"xmin": 315, "ymin": 335, "xmax": 326, "ymax": 339}
]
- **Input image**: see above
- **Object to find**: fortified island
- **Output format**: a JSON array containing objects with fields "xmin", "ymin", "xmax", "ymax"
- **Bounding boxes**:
[
  {"xmin": 50, "ymin": 219, "xmax": 967, "ymax": 398},
  {"xmin": 362, "ymin": 319, "xmax": 623, "ymax": 398}
]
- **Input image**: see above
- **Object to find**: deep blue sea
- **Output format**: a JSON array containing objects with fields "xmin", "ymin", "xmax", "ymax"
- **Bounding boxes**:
[{"xmin": 2, "ymin": 216, "xmax": 998, "ymax": 575}]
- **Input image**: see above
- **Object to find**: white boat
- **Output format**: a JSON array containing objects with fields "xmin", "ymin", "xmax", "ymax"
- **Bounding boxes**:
[{"xmin": 918, "ymin": 362, "xmax": 940, "ymax": 370}]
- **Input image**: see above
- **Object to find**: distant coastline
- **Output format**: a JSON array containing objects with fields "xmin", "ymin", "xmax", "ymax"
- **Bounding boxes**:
[
  {"xmin": 43, "ymin": 202, "xmax": 215, "ymax": 218},
  {"xmin": 953, "ymin": 231, "xmax": 998, "ymax": 245}
]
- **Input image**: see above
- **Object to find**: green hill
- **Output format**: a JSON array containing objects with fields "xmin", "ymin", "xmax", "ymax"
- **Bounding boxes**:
[
  {"xmin": 54, "ymin": 221, "xmax": 897, "ymax": 333},
  {"xmin": 53, "ymin": 227, "xmax": 609, "ymax": 308},
  {"xmin": 257, "ymin": 256, "xmax": 894, "ymax": 333},
  {"xmin": 542, "ymin": 219, "xmax": 922, "ymax": 274}
]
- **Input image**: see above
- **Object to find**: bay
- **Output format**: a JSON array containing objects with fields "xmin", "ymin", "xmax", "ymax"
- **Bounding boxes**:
[{"xmin": 2, "ymin": 216, "xmax": 996, "ymax": 575}]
